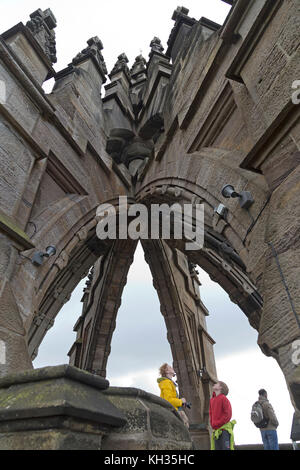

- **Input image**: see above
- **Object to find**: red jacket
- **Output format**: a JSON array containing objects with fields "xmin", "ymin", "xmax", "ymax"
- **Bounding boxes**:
[{"xmin": 209, "ymin": 392, "xmax": 232, "ymax": 430}]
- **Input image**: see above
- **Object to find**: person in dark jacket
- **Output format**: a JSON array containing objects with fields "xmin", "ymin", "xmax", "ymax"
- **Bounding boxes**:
[
  {"xmin": 258, "ymin": 389, "xmax": 279, "ymax": 450},
  {"xmin": 209, "ymin": 381, "xmax": 235, "ymax": 450}
]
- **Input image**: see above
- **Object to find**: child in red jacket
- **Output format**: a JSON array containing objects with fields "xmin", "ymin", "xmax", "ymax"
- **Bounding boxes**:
[{"xmin": 209, "ymin": 381, "xmax": 233, "ymax": 450}]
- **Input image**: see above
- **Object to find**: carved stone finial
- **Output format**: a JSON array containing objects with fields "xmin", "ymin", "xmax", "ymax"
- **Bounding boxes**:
[
  {"xmin": 109, "ymin": 53, "xmax": 130, "ymax": 79},
  {"xmin": 172, "ymin": 6, "xmax": 190, "ymax": 21},
  {"xmin": 130, "ymin": 55, "xmax": 147, "ymax": 80},
  {"xmin": 167, "ymin": 6, "xmax": 196, "ymax": 59},
  {"xmin": 26, "ymin": 8, "xmax": 57, "ymax": 63},
  {"xmin": 150, "ymin": 37, "xmax": 164, "ymax": 54},
  {"xmin": 189, "ymin": 261, "xmax": 199, "ymax": 276},
  {"xmin": 72, "ymin": 36, "xmax": 107, "ymax": 80},
  {"xmin": 83, "ymin": 266, "xmax": 94, "ymax": 292},
  {"xmin": 87, "ymin": 36, "xmax": 104, "ymax": 51}
]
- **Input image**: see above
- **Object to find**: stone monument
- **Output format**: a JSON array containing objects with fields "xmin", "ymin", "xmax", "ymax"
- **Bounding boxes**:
[{"xmin": 0, "ymin": 0, "xmax": 299, "ymax": 449}]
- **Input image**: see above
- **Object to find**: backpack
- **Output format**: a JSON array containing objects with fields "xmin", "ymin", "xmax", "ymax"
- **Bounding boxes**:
[{"xmin": 251, "ymin": 401, "xmax": 269, "ymax": 428}]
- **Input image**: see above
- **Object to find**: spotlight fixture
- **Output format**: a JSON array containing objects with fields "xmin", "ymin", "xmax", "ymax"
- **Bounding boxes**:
[
  {"xmin": 221, "ymin": 184, "xmax": 254, "ymax": 209},
  {"xmin": 214, "ymin": 203, "xmax": 228, "ymax": 219},
  {"xmin": 32, "ymin": 245, "xmax": 57, "ymax": 267},
  {"xmin": 198, "ymin": 367, "xmax": 207, "ymax": 379},
  {"xmin": 221, "ymin": 184, "xmax": 240, "ymax": 199}
]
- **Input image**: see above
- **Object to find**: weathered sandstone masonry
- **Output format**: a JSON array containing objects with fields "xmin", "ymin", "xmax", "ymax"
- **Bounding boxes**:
[{"xmin": 0, "ymin": 1, "xmax": 299, "ymax": 449}]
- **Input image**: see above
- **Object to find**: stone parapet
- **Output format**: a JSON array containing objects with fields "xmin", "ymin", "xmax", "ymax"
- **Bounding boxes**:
[
  {"xmin": 102, "ymin": 386, "xmax": 193, "ymax": 450},
  {"xmin": 0, "ymin": 365, "xmax": 126, "ymax": 450},
  {"xmin": 0, "ymin": 365, "xmax": 195, "ymax": 450}
]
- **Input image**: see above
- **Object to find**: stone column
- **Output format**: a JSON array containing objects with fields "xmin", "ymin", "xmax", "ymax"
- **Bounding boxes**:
[
  {"xmin": 69, "ymin": 240, "xmax": 138, "ymax": 377},
  {"xmin": 142, "ymin": 240, "xmax": 217, "ymax": 449}
]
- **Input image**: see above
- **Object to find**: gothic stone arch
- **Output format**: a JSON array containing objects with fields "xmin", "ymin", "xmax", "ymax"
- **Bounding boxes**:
[{"xmin": 0, "ymin": 0, "xmax": 300, "ymax": 447}]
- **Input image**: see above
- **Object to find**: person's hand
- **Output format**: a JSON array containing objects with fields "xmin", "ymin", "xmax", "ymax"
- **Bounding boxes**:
[{"xmin": 181, "ymin": 398, "xmax": 187, "ymax": 405}]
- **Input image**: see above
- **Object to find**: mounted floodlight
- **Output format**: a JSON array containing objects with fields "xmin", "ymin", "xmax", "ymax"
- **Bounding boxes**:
[
  {"xmin": 214, "ymin": 203, "xmax": 228, "ymax": 219},
  {"xmin": 221, "ymin": 184, "xmax": 240, "ymax": 199},
  {"xmin": 44, "ymin": 245, "xmax": 57, "ymax": 257},
  {"xmin": 32, "ymin": 245, "xmax": 57, "ymax": 267},
  {"xmin": 221, "ymin": 184, "xmax": 254, "ymax": 210},
  {"xmin": 198, "ymin": 367, "xmax": 207, "ymax": 380}
]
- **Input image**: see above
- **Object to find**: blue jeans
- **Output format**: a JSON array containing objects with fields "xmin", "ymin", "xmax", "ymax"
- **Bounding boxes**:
[{"xmin": 260, "ymin": 430, "xmax": 279, "ymax": 450}]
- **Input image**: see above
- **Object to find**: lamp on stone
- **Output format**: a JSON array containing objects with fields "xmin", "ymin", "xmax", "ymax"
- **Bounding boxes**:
[
  {"xmin": 221, "ymin": 184, "xmax": 240, "ymax": 199},
  {"xmin": 32, "ymin": 245, "xmax": 57, "ymax": 267},
  {"xmin": 221, "ymin": 184, "xmax": 254, "ymax": 209},
  {"xmin": 198, "ymin": 367, "xmax": 207, "ymax": 380},
  {"xmin": 214, "ymin": 203, "xmax": 228, "ymax": 219}
]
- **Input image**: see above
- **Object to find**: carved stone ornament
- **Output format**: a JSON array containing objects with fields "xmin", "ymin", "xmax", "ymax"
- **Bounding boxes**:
[
  {"xmin": 130, "ymin": 55, "xmax": 147, "ymax": 80},
  {"xmin": 106, "ymin": 129, "xmax": 154, "ymax": 168},
  {"xmin": 26, "ymin": 8, "xmax": 57, "ymax": 63},
  {"xmin": 150, "ymin": 37, "xmax": 164, "ymax": 54},
  {"xmin": 54, "ymin": 250, "xmax": 69, "ymax": 271},
  {"xmin": 109, "ymin": 53, "xmax": 130, "ymax": 80},
  {"xmin": 76, "ymin": 227, "xmax": 88, "ymax": 242},
  {"xmin": 72, "ymin": 36, "xmax": 108, "ymax": 80}
]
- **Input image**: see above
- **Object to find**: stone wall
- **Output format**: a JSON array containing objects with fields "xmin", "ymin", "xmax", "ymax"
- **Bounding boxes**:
[{"xmin": 0, "ymin": 0, "xmax": 299, "ymax": 450}]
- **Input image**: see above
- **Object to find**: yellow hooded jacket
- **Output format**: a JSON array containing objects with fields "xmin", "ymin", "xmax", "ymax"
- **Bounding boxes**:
[{"xmin": 157, "ymin": 377, "xmax": 183, "ymax": 411}]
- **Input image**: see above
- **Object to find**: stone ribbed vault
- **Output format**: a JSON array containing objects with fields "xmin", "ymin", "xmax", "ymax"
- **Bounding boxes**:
[{"xmin": 0, "ymin": 1, "xmax": 300, "ymax": 448}]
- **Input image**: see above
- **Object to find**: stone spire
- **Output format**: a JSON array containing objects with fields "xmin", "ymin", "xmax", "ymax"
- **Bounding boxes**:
[
  {"xmin": 109, "ymin": 53, "xmax": 130, "ymax": 81},
  {"xmin": 171, "ymin": 5, "xmax": 190, "ymax": 21},
  {"xmin": 130, "ymin": 54, "xmax": 147, "ymax": 81},
  {"xmin": 72, "ymin": 36, "xmax": 107, "ymax": 81},
  {"xmin": 149, "ymin": 37, "xmax": 164, "ymax": 55}
]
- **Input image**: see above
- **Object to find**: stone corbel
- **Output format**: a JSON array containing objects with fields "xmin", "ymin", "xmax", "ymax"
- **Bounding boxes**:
[
  {"xmin": 54, "ymin": 250, "xmax": 69, "ymax": 271},
  {"xmin": 76, "ymin": 227, "xmax": 88, "ymax": 242},
  {"xmin": 154, "ymin": 185, "xmax": 183, "ymax": 199},
  {"xmin": 33, "ymin": 313, "xmax": 46, "ymax": 327},
  {"xmin": 212, "ymin": 210, "xmax": 229, "ymax": 234}
]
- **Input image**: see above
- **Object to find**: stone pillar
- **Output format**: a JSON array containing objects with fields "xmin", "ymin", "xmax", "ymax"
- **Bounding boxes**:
[
  {"xmin": 142, "ymin": 240, "xmax": 217, "ymax": 449},
  {"xmin": 68, "ymin": 240, "xmax": 137, "ymax": 377}
]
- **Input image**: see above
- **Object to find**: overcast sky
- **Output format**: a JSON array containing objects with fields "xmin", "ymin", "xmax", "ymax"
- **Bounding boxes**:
[{"xmin": 1, "ymin": 0, "xmax": 295, "ymax": 446}]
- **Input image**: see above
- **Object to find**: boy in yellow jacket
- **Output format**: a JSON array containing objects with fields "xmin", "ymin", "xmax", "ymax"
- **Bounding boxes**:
[
  {"xmin": 157, "ymin": 363, "xmax": 189, "ymax": 428},
  {"xmin": 157, "ymin": 363, "xmax": 186, "ymax": 410}
]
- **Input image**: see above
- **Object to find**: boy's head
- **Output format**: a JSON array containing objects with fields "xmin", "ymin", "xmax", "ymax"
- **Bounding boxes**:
[
  {"xmin": 159, "ymin": 363, "xmax": 169, "ymax": 377},
  {"xmin": 258, "ymin": 389, "xmax": 267, "ymax": 398},
  {"xmin": 159, "ymin": 363, "xmax": 175, "ymax": 378},
  {"xmin": 213, "ymin": 381, "xmax": 229, "ymax": 396}
]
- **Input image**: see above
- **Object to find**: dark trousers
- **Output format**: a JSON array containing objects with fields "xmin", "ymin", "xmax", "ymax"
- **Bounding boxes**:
[{"xmin": 215, "ymin": 430, "xmax": 231, "ymax": 450}]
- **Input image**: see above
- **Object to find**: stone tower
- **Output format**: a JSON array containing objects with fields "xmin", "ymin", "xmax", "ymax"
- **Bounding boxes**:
[{"xmin": 0, "ymin": 0, "xmax": 299, "ymax": 449}]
